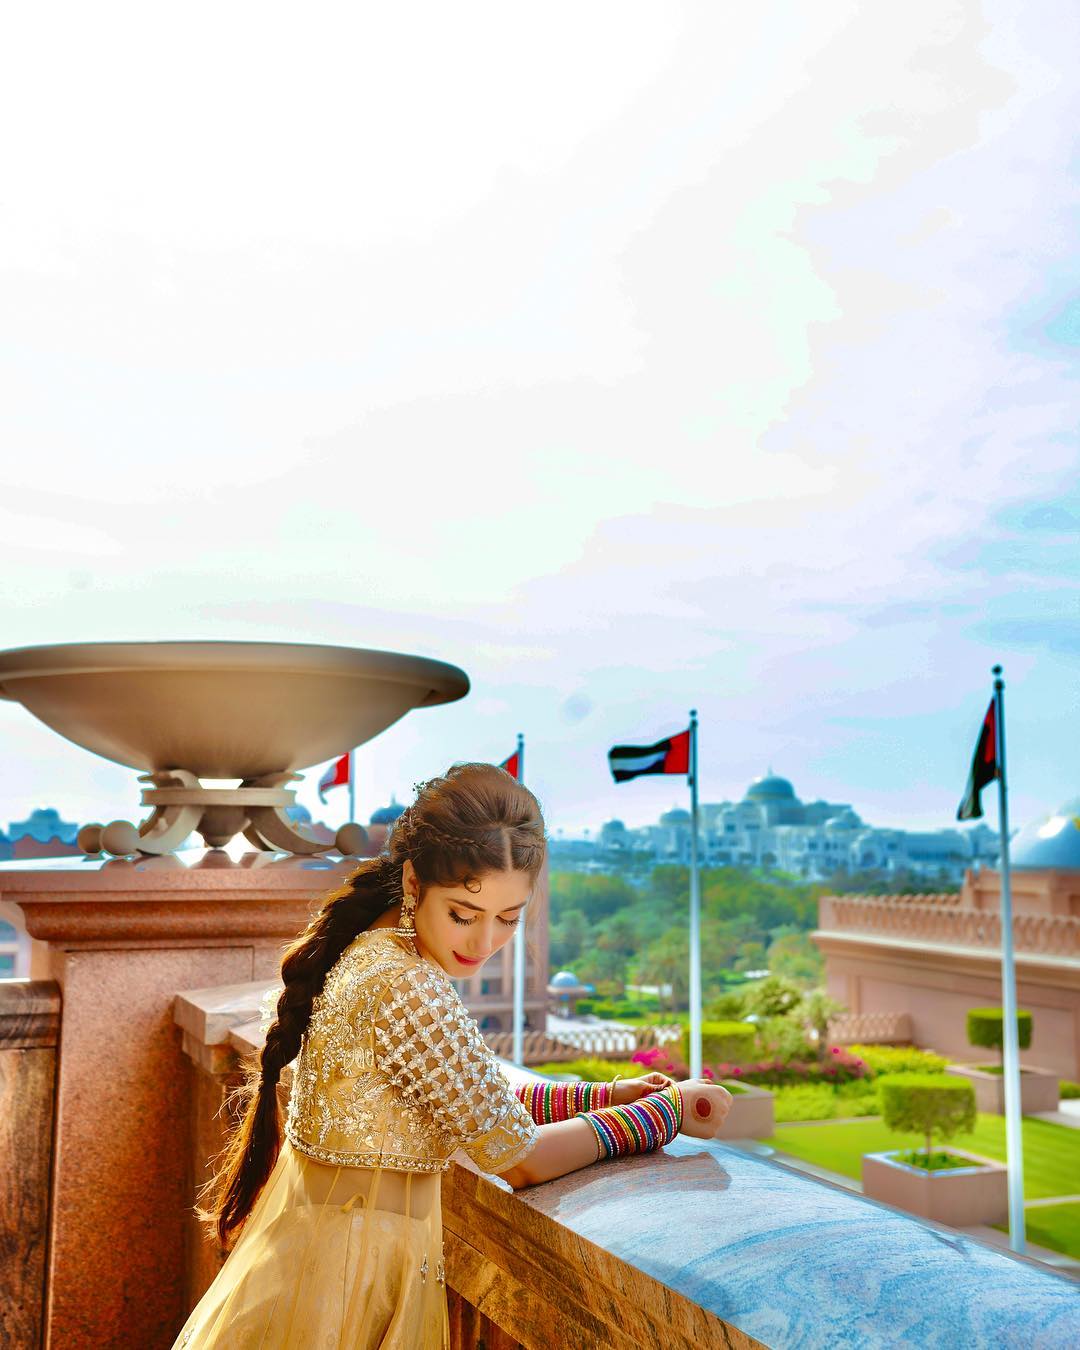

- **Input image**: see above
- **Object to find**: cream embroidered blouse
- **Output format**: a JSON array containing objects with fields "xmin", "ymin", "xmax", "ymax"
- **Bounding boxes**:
[{"xmin": 284, "ymin": 927, "xmax": 540, "ymax": 1175}]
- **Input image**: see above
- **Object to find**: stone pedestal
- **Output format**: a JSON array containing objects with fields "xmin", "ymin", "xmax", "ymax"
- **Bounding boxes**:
[
  {"xmin": 946, "ymin": 1063, "xmax": 1061, "ymax": 1114},
  {"xmin": 1, "ymin": 851, "xmax": 353, "ymax": 1350},
  {"xmin": 862, "ymin": 1148, "xmax": 1009, "ymax": 1226}
]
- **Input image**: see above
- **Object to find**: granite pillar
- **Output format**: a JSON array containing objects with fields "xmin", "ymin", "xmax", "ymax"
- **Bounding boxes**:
[
  {"xmin": 0, "ymin": 979, "xmax": 60, "ymax": 1350},
  {"xmin": 2, "ymin": 852, "xmax": 352, "ymax": 1350}
]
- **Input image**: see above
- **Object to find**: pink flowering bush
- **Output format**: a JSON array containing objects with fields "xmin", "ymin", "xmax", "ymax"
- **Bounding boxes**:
[{"xmin": 632, "ymin": 1042, "xmax": 868, "ymax": 1086}]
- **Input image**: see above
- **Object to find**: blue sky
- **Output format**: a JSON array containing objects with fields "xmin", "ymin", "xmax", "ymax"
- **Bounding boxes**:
[{"xmin": 1, "ymin": 2, "xmax": 1077, "ymax": 840}]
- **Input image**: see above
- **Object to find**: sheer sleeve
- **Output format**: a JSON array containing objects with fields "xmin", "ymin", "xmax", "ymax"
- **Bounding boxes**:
[{"xmin": 372, "ymin": 961, "xmax": 539, "ymax": 1174}]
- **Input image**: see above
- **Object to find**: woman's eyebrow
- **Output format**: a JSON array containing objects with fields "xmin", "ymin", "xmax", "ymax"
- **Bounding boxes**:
[{"xmin": 447, "ymin": 897, "xmax": 528, "ymax": 913}]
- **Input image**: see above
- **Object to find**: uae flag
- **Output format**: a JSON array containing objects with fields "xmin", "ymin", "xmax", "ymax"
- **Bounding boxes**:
[
  {"xmin": 318, "ymin": 752, "xmax": 351, "ymax": 804},
  {"xmin": 608, "ymin": 728, "xmax": 690, "ymax": 783},
  {"xmin": 500, "ymin": 750, "xmax": 520, "ymax": 780},
  {"xmin": 957, "ymin": 700, "xmax": 998, "ymax": 821}
]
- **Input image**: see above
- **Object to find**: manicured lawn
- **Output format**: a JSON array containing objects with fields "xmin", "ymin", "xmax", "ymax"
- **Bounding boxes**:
[
  {"xmin": 762, "ymin": 1115, "xmax": 1080, "ymax": 1200},
  {"xmin": 997, "ymin": 1202, "xmax": 1080, "ymax": 1261}
]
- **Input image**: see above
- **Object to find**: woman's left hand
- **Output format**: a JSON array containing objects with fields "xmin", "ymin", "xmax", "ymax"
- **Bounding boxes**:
[{"xmin": 611, "ymin": 1071, "xmax": 675, "ymax": 1106}]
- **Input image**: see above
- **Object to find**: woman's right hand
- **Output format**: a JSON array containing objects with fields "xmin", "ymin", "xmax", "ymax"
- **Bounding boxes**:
[{"xmin": 674, "ymin": 1079, "xmax": 733, "ymax": 1139}]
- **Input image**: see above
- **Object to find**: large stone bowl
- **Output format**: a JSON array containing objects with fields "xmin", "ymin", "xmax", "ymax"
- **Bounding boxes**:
[
  {"xmin": 0, "ymin": 641, "xmax": 471, "ymax": 855},
  {"xmin": 0, "ymin": 640, "xmax": 469, "ymax": 776}
]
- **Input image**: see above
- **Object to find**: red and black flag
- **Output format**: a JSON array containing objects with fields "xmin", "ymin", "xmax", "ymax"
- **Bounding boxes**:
[
  {"xmin": 608, "ymin": 728, "xmax": 690, "ymax": 783},
  {"xmin": 957, "ymin": 700, "xmax": 998, "ymax": 821}
]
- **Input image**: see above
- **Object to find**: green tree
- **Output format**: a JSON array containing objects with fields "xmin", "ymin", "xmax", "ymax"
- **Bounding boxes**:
[
  {"xmin": 966, "ymin": 1007, "xmax": 1033, "ymax": 1069},
  {"xmin": 549, "ymin": 908, "xmax": 590, "ymax": 969},
  {"xmin": 637, "ymin": 929, "xmax": 689, "ymax": 1011},
  {"xmin": 767, "ymin": 931, "xmax": 824, "ymax": 987},
  {"xmin": 733, "ymin": 941, "xmax": 767, "ymax": 973},
  {"xmin": 800, "ymin": 988, "xmax": 846, "ymax": 1062},
  {"xmin": 879, "ymin": 1074, "xmax": 976, "ymax": 1163},
  {"xmin": 742, "ymin": 974, "xmax": 804, "ymax": 1019}
]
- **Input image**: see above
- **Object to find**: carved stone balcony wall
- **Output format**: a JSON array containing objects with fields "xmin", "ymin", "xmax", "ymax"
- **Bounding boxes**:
[{"xmin": 815, "ymin": 868, "xmax": 1080, "ymax": 1077}]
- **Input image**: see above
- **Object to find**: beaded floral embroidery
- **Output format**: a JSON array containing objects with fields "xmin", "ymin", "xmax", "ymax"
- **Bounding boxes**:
[{"xmin": 285, "ymin": 930, "xmax": 538, "ymax": 1175}]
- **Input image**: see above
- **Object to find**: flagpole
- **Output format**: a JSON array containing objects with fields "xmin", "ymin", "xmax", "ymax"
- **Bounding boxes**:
[
  {"xmin": 512, "ymin": 732, "xmax": 527, "ymax": 1065},
  {"xmin": 688, "ymin": 709, "xmax": 702, "ymax": 1079},
  {"xmin": 347, "ymin": 749, "xmax": 356, "ymax": 825},
  {"xmin": 993, "ymin": 665, "xmax": 1025, "ymax": 1255}
]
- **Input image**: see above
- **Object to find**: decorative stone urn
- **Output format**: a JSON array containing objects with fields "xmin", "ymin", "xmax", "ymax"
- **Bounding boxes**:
[
  {"xmin": 0, "ymin": 641, "xmax": 469, "ymax": 857},
  {"xmin": 862, "ymin": 1148, "xmax": 1008, "ymax": 1226},
  {"xmin": 946, "ymin": 1063, "xmax": 1060, "ymax": 1115}
]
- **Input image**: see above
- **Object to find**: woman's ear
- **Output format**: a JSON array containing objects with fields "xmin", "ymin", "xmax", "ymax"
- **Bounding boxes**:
[{"xmin": 401, "ymin": 858, "xmax": 417, "ymax": 897}]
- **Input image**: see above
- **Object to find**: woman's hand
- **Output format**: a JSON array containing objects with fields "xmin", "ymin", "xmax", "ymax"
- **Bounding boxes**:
[
  {"xmin": 673, "ymin": 1079, "xmax": 733, "ymax": 1139},
  {"xmin": 611, "ymin": 1071, "xmax": 675, "ymax": 1106}
]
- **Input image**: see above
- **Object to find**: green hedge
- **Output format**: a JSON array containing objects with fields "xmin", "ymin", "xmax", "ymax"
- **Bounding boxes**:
[
  {"xmin": 967, "ymin": 1007, "xmax": 1032, "ymax": 1053},
  {"xmin": 847, "ymin": 1044, "xmax": 947, "ymax": 1077},
  {"xmin": 879, "ymin": 1072, "xmax": 976, "ymax": 1158},
  {"xmin": 681, "ymin": 1020, "xmax": 756, "ymax": 1067}
]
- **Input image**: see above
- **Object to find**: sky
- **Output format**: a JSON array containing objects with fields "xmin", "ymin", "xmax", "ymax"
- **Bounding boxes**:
[{"xmin": 1, "ymin": 1, "xmax": 1077, "ymax": 842}]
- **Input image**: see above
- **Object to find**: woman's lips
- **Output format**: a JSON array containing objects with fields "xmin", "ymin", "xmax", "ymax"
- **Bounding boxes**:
[{"xmin": 453, "ymin": 951, "xmax": 481, "ymax": 966}]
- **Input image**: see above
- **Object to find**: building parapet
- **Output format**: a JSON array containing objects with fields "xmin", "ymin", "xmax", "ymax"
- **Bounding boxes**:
[{"xmin": 818, "ymin": 894, "xmax": 1080, "ymax": 959}]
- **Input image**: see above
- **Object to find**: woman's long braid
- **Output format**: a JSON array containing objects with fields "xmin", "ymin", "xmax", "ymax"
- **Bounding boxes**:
[{"xmin": 206, "ymin": 856, "xmax": 398, "ymax": 1246}]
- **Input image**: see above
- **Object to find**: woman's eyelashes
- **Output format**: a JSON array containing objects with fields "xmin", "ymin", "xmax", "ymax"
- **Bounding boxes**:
[{"xmin": 448, "ymin": 909, "xmax": 522, "ymax": 928}]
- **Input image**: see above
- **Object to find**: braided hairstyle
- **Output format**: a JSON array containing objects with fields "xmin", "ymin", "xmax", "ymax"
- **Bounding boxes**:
[{"xmin": 200, "ymin": 761, "xmax": 546, "ymax": 1248}]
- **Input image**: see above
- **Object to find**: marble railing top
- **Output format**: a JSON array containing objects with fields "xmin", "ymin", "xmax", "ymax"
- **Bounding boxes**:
[
  {"xmin": 518, "ymin": 1139, "xmax": 1080, "ymax": 1349},
  {"xmin": 174, "ymin": 978, "xmax": 1080, "ymax": 1345}
]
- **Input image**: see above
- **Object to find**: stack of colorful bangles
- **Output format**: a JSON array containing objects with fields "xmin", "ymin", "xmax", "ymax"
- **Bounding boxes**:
[
  {"xmin": 513, "ymin": 1079, "xmax": 614, "ymax": 1123},
  {"xmin": 580, "ymin": 1085, "xmax": 683, "ymax": 1161}
]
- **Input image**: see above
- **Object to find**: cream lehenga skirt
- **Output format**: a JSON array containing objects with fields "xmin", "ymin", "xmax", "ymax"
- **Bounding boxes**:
[{"xmin": 173, "ymin": 1140, "xmax": 450, "ymax": 1349}]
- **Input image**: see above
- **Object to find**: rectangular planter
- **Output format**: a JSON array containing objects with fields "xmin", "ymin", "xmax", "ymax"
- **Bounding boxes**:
[
  {"xmin": 862, "ymin": 1148, "xmax": 1008, "ymax": 1226},
  {"xmin": 715, "ymin": 1080, "xmax": 774, "ymax": 1139},
  {"xmin": 946, "ymin": 1063, "xmax": 1059, "ymax": 1114}
]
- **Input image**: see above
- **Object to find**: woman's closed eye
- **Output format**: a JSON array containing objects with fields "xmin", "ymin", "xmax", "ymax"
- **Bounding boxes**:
[{"xmin": 449, "ymin": 910, "xmax": 521, "ymax": 927}]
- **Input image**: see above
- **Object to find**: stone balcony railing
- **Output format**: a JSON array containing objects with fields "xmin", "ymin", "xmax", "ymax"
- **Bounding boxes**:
[
  {"xmin": 169, "ymin": 980, "xmax": 1080, "ymax": 1348},
  {"xmin": 818, "ymin": 895, "xmax": 1080, "ymax": 959}
]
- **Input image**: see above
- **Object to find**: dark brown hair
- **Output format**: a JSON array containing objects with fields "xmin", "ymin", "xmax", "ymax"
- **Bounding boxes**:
[{"xmin": 199, "ymin": 761, "xmax": 546, "ymax": 1248}]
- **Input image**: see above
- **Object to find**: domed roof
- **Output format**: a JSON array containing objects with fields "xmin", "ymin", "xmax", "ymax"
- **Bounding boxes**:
[
  {"xmin": 1009, "ymin": 799, "xmax": 1080, "ymax": 871},
  {"xmin": 370, "ymin": 798, "xmax": 406, "ymax": 826},
  {"xmin": 660, "ymin": 807, "xmax": 691, "ymax": 826},
  {"xmin": 825, "ymin": 810, "xmax": 860, "ymax": 831},
  {"xmin": 550, "ymin": 970, "xmax": 581, "ymax": 989},
  {"xmin": 746, "ymin": 772, "xmax": 796, "ymax": 802}
]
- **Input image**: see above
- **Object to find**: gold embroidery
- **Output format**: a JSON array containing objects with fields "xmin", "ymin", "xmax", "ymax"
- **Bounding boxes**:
[{"xmin": 285, "ymin": 930, "xmax": 539, "ymax": 1175}]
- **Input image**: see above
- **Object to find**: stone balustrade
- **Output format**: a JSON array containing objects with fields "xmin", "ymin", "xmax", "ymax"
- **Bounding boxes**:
[
  {"xmin": 819, "ymin": 894, "xmax": 1080, "ymax": 957},
  {"xmin": 171, "ymin": 980, "xmax": 1080, "ymax": 1349},
  {"xmin": 484, "ymin": 1022, "xmax": 682, "ymax": 1064},
  {"xmin": 827, "ymin": 1010, "xmax": 913, "ymax": 1045}
]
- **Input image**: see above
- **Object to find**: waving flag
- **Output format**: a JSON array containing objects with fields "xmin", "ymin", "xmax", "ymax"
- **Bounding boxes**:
[
  {"xmin": 608, "ymin": 728, "xmax": 690, "ymax": 783},
  {"xmin": 318, "ymin": 752, "xmax": 351, "ymax": 804},
  {"xmin": 500, "ymin": 749, "xmax": 520, "ymax": 780},
  {"xmin": 957, "ymin": 700, "xmax": 998, "ymax": 821}
]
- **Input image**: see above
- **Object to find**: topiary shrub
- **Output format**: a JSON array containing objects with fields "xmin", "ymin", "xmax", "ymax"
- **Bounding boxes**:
[
  {"xmin": 966, "ymin": 1007, "xmax": 1032, "ymax": 1069},
  {"xmin": 879, "ymin": 1073, "xmax": 976, "ymax": 1163},
  {"xmin": 682, "ymin": 1020, "xmax": 756, "ymax": 1067}
]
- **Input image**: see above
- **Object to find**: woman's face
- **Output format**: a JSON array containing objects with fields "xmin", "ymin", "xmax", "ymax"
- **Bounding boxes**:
[{"xmin": 402, "ymin": 860, "xmax": 532, "ymax": 976}]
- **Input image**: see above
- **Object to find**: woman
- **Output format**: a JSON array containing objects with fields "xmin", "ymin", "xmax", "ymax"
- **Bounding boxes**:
[{"xmin": 175, "ymin": 761, "xmax": 732, "ymax": 1348}]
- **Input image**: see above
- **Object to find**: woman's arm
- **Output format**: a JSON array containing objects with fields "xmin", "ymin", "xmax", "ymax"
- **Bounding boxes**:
[
  {"xmin": 497, "ymin": 1116, "xmax": 602, "ymax": 1189},
  {"xmin": 496, "ymin": 1079, "xmax": 733, "ymax": 1190}
]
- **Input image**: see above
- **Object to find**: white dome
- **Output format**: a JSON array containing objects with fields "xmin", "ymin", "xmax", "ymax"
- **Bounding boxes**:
[
  {"xmin": 1010, "ymin": 799, "xmax": 1080, "ymax": 871},
  {"xmin": 549, "ymin": 970, "xmax": 580, "ymax": 989}
]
